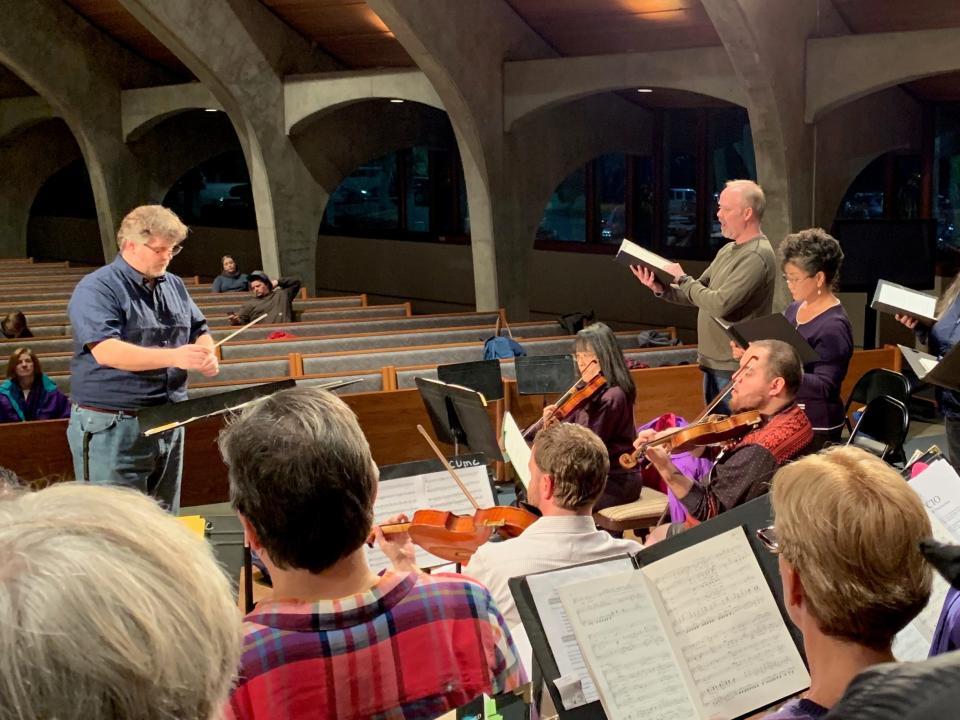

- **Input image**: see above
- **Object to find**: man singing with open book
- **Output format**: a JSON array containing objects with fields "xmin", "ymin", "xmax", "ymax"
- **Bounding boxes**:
[{"xmin": 632, "ymin": 179, "xmax": 776, "ymax": 413}]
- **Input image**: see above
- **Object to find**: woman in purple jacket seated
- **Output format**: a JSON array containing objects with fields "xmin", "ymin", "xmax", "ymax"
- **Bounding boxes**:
[{"xmin": 0, "ymin": 348, "xmax": 70, "ymax": 423}]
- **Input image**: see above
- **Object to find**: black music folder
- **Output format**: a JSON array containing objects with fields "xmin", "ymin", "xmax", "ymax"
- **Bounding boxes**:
[
  {"xmin": 414, "ymin": 376, "xmax": 503, "ymax": 461},
  {"xmin": 509, "ymin": 495, "xmax": 808, "ymax": 720},
  {"xmin": 515, "ymin": 354, "xmax": 577, "ymax": 395},
  {"xmin": 613, "ymin": 238, "xmax": 677, "ymax": 287},
  {"xmin": 899, "ymin": 343, "xmax": 960, "ymax": 392},
  {"xmin": 714, "ymin": 313, "xmax": 819, "ymax": 365}
]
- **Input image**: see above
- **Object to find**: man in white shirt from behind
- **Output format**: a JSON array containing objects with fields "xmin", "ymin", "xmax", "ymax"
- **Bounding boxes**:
[{"xmin": 466, "ymin": 423, "xmax": 639, "ymax": 630}]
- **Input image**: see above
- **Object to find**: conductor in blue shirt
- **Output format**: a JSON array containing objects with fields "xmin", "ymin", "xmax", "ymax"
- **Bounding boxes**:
[{"xmin": 67, "ymin": 205, "xmax": 219, "ymax": 511}]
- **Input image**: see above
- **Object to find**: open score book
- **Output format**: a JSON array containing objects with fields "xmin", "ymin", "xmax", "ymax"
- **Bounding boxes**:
[{"xmin": 553, "ymin": 527, "xmax": 809, "ymax": 720}]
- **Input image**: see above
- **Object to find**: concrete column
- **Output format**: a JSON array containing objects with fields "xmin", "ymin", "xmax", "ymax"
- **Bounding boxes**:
[
  {"xmin": 367, "ymin": 0, "xmax": 555, "ymax": 317},
  {"xmin": 0, "ymin": 0, "xmax": 167, "ymax": 261},
  {"xmin": 118, "ymin": 0, "xmax": 340, "ymax": 292},
  {"xmin": 0, "ymin": 121, "xmax": 81, "ymax": 257}
]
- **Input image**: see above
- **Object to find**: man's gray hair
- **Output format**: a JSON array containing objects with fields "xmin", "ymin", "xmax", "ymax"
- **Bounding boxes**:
[
  {"xmin": 218, "ymin": 386, "xmax": 378, "ymax": 573},
  {"xmin": 116, "ymin": 205, "xmax": 188, "ymax": 250},
  {"xmin": 725, "ymin": 179, "xmax": 766, "ymax": 221},
  {"xmin": 0, "ymin": 483, "xmax": 242, "ymax": 720}
]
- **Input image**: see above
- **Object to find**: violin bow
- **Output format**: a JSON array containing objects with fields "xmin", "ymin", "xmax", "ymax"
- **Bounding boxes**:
[
  {"xmin": 416, "ymin": 424, "xmax": 480, "ymax": 510},
  {"xmin": 696, "ymin": 353, "xmax": 759, "ymax": 421}
]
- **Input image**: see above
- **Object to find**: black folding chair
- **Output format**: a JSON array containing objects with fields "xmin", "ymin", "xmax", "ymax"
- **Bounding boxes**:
[
  {"xmin": 843, "ymin": 369, "xmax": 911, "ymax": 434},
  {"xmin": 847, "ymin": 395, "xmax": 910, "ymax": 465}
]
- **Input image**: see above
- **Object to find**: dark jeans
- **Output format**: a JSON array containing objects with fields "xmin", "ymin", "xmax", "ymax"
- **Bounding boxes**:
[
  {"xmin": 702, "ymin": 367, "xmax": 734, "ymax": 415},
  {"xmin": 67, "ymin": 405, "xmax": 184, "ymax": 512}
]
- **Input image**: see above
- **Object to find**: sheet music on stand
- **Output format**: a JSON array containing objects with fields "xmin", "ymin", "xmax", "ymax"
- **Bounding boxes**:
[
  {"xmin": 893, "ymin": 458, "xmax": 960, "ymax": 660},
  {"xmin": 510, "ymin": 495, "xmax": 806, "ymax": 720},
  {"xmin": 364, "ymin": 453, "xmax": 495, "ymax": 573}
]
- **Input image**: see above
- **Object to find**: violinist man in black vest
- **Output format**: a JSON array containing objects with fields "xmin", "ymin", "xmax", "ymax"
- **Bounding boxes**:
[{"xmin": 640, "ymin": 339, "xmax": 813, "ymax": 545}]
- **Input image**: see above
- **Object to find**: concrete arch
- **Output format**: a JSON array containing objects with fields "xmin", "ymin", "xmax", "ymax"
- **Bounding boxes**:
[
  {"xmin": 285, "ymin": 69, "xmax": 444, "ymax": 135},
  {"xmin": 806, "ymin": 28, "xmax": 960, "ymax": 124},
  {"xmin": 504, "ymin": 47, "xmax": 746, "ymax": 131},
  {"xmin": 0, "ymin": 119, "xmax": 82, "ymax": 257},
  {"xmin": 121, "ymin": 83, "xmax": 223, "ymax": 142},
  {"xmin": 292, "ymin": 99, "xmax": 454, "ymax": 191},
  {"xmin": 0, "ymin": 95, "xmax": 57, "ymax": 143}
]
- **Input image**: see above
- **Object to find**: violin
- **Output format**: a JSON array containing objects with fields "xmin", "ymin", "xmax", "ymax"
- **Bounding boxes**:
[
  {"xmin": 522, "ymin": 360, "xmax": 606, "ymax": 439},
  {"xmin": 619, "ymin": 354, "xmax": 761, "ymax": 470},
  {"xmin": 372, "ymin": 425, "xmax": 538, "ymax": 564},
  {"xmin": 619, "ymin": 410, "xmax": 762, "ymax": 469}
]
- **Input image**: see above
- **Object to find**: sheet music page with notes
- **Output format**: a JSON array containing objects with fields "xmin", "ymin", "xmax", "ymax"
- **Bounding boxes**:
[
  {"xmin": 559, "ymin": 569, "xmax": 705, "ymax": 720},
  {"xmin": 526, "ymin": 558, "xmax": 635, "ymax": 707},
  {"xmin": 895, "ymin": 459, "xmax": 960, "ymax": 659},
  {"xmin": 641, "ymin": 527, "xmax": 809, "ymax": 719},
  {"xmin": 364, "ymin": 459, "xmax": 494, "ymax": 573}
]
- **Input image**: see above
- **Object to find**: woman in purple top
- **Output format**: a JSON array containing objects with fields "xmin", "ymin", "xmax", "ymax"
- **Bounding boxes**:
[
  {"xmin": 929, "ymin": 587, "xmax": 960, "ymax": 656},
  {"xmin": 541, "ymin": 322, "xmax": 641, "ymax": 512},
  {"xmin": 779, "ymin": 229, "xmax": 853, "ymax": 450},
  {"xmin": 0, "ymin": 348, "xmax": 70, "ymax": 422}
]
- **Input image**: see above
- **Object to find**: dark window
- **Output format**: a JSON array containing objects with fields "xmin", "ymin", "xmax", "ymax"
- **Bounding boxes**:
[
  {"xmin": 534, "ymin": 107, "xmax": 752, "ymax": 260},
  {"xmin": 31, "ymin": 160, "xmax": 97, "ymax": 218},
  {"xmin": 321, "ymin": 145, "xmax": 468, "ymax": 243},
  {"xmin": 935, "ymin": 104, "xmax": 960, "ymax": 256},
  {"xmin": 163, "ymin": 151, "xmax": 255, "ymax": 229}
]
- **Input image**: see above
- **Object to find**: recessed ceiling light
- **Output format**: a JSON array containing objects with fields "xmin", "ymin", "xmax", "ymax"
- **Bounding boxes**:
[
  {"xmin": 636, "ymin": 88, "xmax": 653, "ymax": 93},
  {"xmin": 204, "ymin": 108, "xmax": 220, "ymax": 112},
  {"xmin": 389, "ymin": 98, "xmax": 405, "ymax": 103}
]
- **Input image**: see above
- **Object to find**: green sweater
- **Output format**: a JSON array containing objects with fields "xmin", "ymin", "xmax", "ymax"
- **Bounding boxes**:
[{"xmin": 662, "ymin": 235, "xmax": 776, "ymax": 372}]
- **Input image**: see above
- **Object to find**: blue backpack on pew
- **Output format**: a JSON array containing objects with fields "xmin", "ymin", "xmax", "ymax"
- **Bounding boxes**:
[{"xmin": 483, "ymin": 317, "xmax": 526, "ymax": 360}]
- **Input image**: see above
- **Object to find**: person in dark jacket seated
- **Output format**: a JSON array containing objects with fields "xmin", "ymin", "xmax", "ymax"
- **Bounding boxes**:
[
  {"xmin": 228, "ymin": 270, "xmax": 301, "ymax": 325},
  {"xmin": 761, "ymin": 447, "xmax": 932, "ymax": 719},
  {"xmin": 0, "ymin": 348, "xmax": 70, "ymax": 422},
  {"xmin": 212, "ymin": 255, "xmax": 249, "ymax": 293}
]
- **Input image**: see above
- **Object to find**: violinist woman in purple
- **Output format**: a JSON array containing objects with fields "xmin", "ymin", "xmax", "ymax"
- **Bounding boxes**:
[{"xmin": 0, "ymin": 348, "xmax": 70, "ymax": 423}]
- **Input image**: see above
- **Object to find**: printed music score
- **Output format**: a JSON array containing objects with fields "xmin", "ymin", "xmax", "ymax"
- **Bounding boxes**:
[
  {"xmin": 556, "ymin": 527, "xmax": 809, "ymax": 720},
  {"xmin": 894, "ymin": 459, "xmax": 960, "ymax": 659},
  {"xmin": 364, "ymin": 459, "xmax": 494, "ymax": 573}
]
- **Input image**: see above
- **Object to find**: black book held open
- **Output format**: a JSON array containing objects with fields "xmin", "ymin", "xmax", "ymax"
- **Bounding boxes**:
[{"xmin": 714, "ymin": 314, "xmax": 819, "ymax": 365}]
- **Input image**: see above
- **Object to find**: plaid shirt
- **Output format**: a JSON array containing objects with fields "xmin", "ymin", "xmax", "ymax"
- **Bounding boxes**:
[{"xmin": 225, "ymin": 570, "xmax": 526, "ymax": 720}]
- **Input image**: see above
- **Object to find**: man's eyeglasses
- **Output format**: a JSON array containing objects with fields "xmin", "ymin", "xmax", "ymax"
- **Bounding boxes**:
[
  {"xmin": 143, "ymin": 243, "xmax": 183, "ymax": 257},
  {"xmin": 756, "ymin": 525, "xmax": 780, "ymax": 554}
]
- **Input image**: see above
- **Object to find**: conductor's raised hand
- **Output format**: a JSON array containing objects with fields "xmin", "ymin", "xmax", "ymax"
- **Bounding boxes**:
[
  {"xmin": 729, "ymin": 340, "xmax": 745, "ymax": 360},
  {"xmin": 171, "ymin": 344, "xmax": 219, "ymax": 376},
  {"xmin": 630, "ymin": 265, "xmax": 665, "ymax": 295},
  {"xmin": 895, "ymin": 313, "xmax": 919, "ymax": 330}
]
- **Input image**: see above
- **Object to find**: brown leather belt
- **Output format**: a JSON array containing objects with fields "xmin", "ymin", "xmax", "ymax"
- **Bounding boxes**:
[{"xmin": 76, "ymin": 404, "xmax": 138, "ymax": 417}]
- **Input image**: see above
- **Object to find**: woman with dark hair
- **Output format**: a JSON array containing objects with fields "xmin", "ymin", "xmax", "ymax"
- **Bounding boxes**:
[
  {"xmin": 211, "ymin": 255, "xmax": 249, "ymax": 293},
  {"xmin": 1, "ymin": 311, "xmax": 32, "ymax": 339},
  {"xmin": 734, "ymin": 228, "xmax": 853, "ymax": 449},
  {"xmin": 0, "ymin": 348, "xmax": 70, "ymax": 423},
  {"xmin": 541, "ymin": 322, "xmax": 641, "ymax": 511}
]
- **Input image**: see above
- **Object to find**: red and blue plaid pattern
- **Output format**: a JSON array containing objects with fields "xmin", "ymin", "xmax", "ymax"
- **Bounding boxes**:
[{"xmin": 225, "ymin": 570, "xmax": 526, "ymax": 720}]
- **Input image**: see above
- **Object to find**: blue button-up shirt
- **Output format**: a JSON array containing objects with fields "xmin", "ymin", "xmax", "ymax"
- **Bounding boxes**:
[{"xmin": 68, "ymin": 255, "xmax": 209, "ymax": 410}]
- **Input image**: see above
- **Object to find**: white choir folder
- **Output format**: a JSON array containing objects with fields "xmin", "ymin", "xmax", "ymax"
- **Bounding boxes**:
[
  {"xmin": 613, "ymin": 238, "xmax": 678, "ymax": 287},
  {"xmin": 509, "ymin": 495, "xmax": 809, "ymax": 720},
  {"xmin": 871, "ymin": 279, "xmax": 938, "ymax": 324}
]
